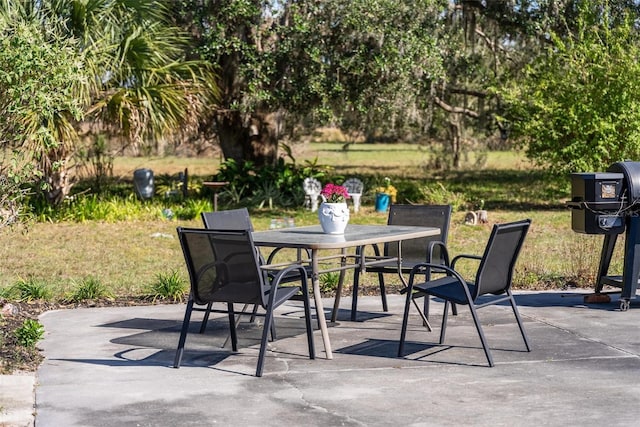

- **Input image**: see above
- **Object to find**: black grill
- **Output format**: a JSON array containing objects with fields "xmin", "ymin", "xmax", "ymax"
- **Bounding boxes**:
[{"xmin": 568, "ymin": 161, "xmax": 640, "ymax": 310}]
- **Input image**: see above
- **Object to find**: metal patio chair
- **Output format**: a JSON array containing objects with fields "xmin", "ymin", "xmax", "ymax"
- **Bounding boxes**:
[
  {"xmin": 350, "ymin": 204, "xmax": 452, "ymax": 322},
  {"xmin": 173, "ymin": 227, "xmax": 315, "ymax": 377},
  {"xmin": 200, "ymin": 209, "xmax": 258, "ymax": 337},
  {"xmin": 303, "ymin": 177, "xmax": 322, "ymax": 212},
  {"xmin": 202, "ymin": 208, "xmax": 254, "ymax": 233},
  {"xmin": 398, "ymin": 219, "xmax": 532, "ymax": 367},
  {"xmin": 201, "ymin": 209, "xmax": 311, "ymax": 338},
  {"xmin": 343, "ymin": 177, "xmax": 364, "ymax": 213}
]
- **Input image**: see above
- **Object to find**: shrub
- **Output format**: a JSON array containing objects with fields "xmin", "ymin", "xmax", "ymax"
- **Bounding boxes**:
[
  {"xmin": 319, "ymin": 272, "xmax": 341, "ymax": 294},
  {"xmin": 12, "ymin": 278, "xmax": 51, "ymax": 302},
  {"xmin": 15, "ymin": 318, "xmax": 44, "ymax": 348},
  {"xmin": 67, "ymin": 276, "xmax": 113, "ymax": 302},
  {"xmin": 174, "ymin": 199, "xmax": 210, "ymax": 220},
  {"xmin": 418, "ymin": 182, "xmax": 467, "ymax": 212},
  {"xmin": 147, "ymin": 270, "xmax": 187, "ymax": 302},
  {"xmin": 214, "ymin": 147, "xmax": 329, "ymax": 209}
]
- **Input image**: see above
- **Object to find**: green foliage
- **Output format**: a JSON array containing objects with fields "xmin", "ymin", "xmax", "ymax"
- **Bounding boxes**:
[
  {"xmin": 214, "ymin": 150, "xmax": 329, "ymax": 209},
  {"xmin": 0, "ymin": 285, "xmax": 15, "ymax": 299},
  {"xmin": 417, "ymin": 182, "xmax": 467, "ymax": 212},
  {"xmin": 0, "ymin": 12, "xmax": 86, "ymax": 205},
  {"xmin": 0, "ymin": 160, "xmax": 32, "ymax": 228},
  {"xmin": 29, "ymin": 194, "xmax": 157, "ymax": 222},
  {"xmin": 288, "ymin": 0, "xmax": 445, "ymax": 140},
  {"xmin": 75, "ymin": 135, "xmax": 114, "ymax": 194},
  {"xmin": 502, "ymin": 1, "xmax": 640, "ymax": 173},
  {"xmin": 0, "ymin": 18, "xmax": 86, "ymax": 144},
  {"xmin": 154, "ymin": 172, "xmax": 188, "ymax": 201},
  {"xmin": 14, "ymin": 318, "xmax": 44, "ymax": 348},
  {"xmin": 0, "ymin": 1, "xmax": 217, "ymax": 207},
  {"xmin": 67, "ymin": 277, "xmax": 113, "ymax": 303},
  {"xmin": 28, "ymin": 192, "xmax": 210, "ymax": 222},
  {"xmin": 11, "ymin": 278, "xmax": 52, "ymax": 302},
  {"xmin": 319, "ymin": 272, "xmax": 341, "ymax": 294},
  {"xmin": 174, "ymin": 199, "xmax": 210, "ymax": 220},
  {"xmin": 147, "ymin": 270, "xmax": 187, "ymax": 303}
]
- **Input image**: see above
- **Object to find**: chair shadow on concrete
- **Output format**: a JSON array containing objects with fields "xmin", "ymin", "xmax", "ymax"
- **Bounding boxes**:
[
  {"xmin": 329, "ymin": 307, "xmax": 393, "ymax": 322},
  {"xmin": 49, "ymin": 311, "xmax": 314, "ymax": 376},
  {"xmin": 336, "ymin": 336, "xmax": 533, "ymax": 367}
]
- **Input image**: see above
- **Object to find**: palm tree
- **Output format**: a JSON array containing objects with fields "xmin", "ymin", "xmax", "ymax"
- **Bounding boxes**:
[{"xmin": 0, "ymin": 0, "xmax": 217, "ymax": 205}]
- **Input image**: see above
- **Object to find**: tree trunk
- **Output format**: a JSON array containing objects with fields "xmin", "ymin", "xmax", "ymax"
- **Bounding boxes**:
[
  {"xmin": 216, "ymin": 109, "xmax": 282, "ymax": 167},
  {"xmin": 449, "ymin": 115, "xmax": 462, "ymax": 168},
  {"xmin": 41, "ymin": 146, "xmax": 75, "ymax": 206}
]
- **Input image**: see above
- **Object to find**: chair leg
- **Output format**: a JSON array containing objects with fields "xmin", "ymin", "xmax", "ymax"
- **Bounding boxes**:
[
  {"xmin": 227, "ymin": 303, "xmax": 238, "ymax": 352},
  {"xmin": 468, "ymin": 303, "xmax": 494, "ymax": 367},
  {"xmin": 173, "ymin": 299, "xmax": 194, "ymax": 368},
  {"xmin": 302, "ymin": 287, "xmax": 316, "ymax": 360},
  {"xmin": 439, "ymin": 300, "xmax": 450, "ymax": 345},
  {"xmin": 256, "ymin": 306, "xmax": 275, "ymax": 377},
  {"xmin": 509, "ymin": 294, "xmax": 531, "ymax": 352},
  {"xmin": 222, "ymin": 304, "xmax": 255, "ymax": 348},
  {"xmin": 351, "ymin": 266, "xmax": 361, "ymax": 321},
  {"xmin": 249, "ymin": 304, "xmax": 259, "ymax": 322},
  {"xmin": 331, "ymin": 267, "xmax": 346, "ymax": 322},
  {"xmin": 199, "ymin": 302, "xmax": 213, "ymax": 333},
  {"xmin": 378, "ymin": 272, "xmax": 388, "ymax": 312},
  {"xmin": 398, "ymin": 284, "xmax": 415, "ymax": 357}
]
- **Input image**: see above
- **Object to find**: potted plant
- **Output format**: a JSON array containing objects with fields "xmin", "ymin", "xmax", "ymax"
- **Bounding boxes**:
[
  {"xmin": 374, "ymin": 177, "xmax": 397, "ymax": 212},
  {"xmin": 318, "ymin": 183, "xmax": 350, "ymax": 234}
]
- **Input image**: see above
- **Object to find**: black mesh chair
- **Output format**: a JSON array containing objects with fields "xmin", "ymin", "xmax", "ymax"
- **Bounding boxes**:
[
  {"xmin": 398, "ymin": 219, "xmax": 532, "ymax": 367},
  {"xmin": 200, "ymin": 209, "xmax": 259, "ymax": 336},
  {"xmin": 173, "ymin": 227, "xmax": 315, "ymax": 377},
  {"xmin": 203, "ymin": 208, "xmax": 311, "ymax": 279},
  {"xmin": 201, "ymin": 208, "xmax": 254, "ymax": 232},
  {"xmin": 202, "ymin": 209, "xmax": 312, "ymax": 335},
  {"xmin": 350, "ymin": 204, "xmax": 452, "ymax": 321}
]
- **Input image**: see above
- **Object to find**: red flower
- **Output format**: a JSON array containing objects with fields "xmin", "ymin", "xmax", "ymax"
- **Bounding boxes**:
[{"xmin": 320, "ymin": 183, "xmax": 350, "ymax": 203}]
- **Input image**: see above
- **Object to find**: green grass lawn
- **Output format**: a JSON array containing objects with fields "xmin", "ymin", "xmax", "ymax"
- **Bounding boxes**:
[
  {"xmin": 0, "ymin": 143, "xmax": 623, "ymax": 300},
  {"xmin": 0, "ymin": 204, "xmax": 620, "ymax": 300}
]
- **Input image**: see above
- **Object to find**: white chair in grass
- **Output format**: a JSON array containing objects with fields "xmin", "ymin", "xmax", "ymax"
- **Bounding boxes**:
[
  {"xmin": 303, "ymin": 177, "xmax": 322, "ymax": 212},
  {"xmin": 343, "ymin": 177, "xmax": 364, "ymax": 213}
]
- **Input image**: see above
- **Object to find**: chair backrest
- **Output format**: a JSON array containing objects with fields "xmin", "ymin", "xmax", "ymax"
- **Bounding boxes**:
[
  {"xmin": 343, "ymin": 177, "xmax": 364, "ymax": 195},
  {"xmin": 385, "ymin": 204, "xmax": 452, "ymax": 264},
  {"xmin": 303, "ymin": 177, "xmax": 321, "ymax": 195},
  {"xmin": 474, "ymin": 219, "xmax": 531, "ymax": 298},
  {"xmin": 201, "ymin": 208, "xmax": 253, "ymax": 231},
  {"xmin": 177, "ymin": 227, "xmax": 267, "ymax": 307},
  {"xmin": 303, "ymin": 177, "xmax": 322, "ymax": 211}
]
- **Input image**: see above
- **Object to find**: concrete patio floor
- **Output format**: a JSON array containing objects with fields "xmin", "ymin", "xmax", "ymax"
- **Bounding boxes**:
[{"xmin": 3, "ymin": 290, "xmax": 640, "ymax": 426}]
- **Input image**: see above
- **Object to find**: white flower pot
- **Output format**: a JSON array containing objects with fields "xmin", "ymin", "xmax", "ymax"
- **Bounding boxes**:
[{"xmin": 318, "ymin": 202, "xmax": 350, "ymax": 234}]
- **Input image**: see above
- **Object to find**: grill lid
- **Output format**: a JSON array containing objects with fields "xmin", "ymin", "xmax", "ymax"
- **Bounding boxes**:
[{"xmin": 607, "ymin": 161, "xmax": 640, "ymax": 203}]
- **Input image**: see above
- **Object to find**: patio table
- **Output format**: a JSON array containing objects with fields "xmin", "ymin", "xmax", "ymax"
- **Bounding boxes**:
[{"xmin": 252, "ymin": 224, "xmax": 440, "ymax": 359}]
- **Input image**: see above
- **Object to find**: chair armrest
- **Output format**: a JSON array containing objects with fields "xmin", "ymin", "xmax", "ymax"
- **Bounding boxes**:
[
  {"xmin": 407, "ymin": 262, "xmax": 474, "ymax": 301},
  {"xmin": 426, "ymin": 240, "xmax": 450, "ymax": 265},
  {"xmin": 451, "ymin": 253, "xmax": 482, "ymax": 269},
  {"xmin": 265, "ymin": 247, "xmax": 311, "ymax": 265},
  {"xmin": 408, "ymin": 262, "xmax": 455, "ymax": 281},
  {"xmin": 267, "ymin": 264, "xmax": 309, "ymax": 288},
  {"xmin": 355, "ymin": 242, "xmax": 383, "ymax": 257}
]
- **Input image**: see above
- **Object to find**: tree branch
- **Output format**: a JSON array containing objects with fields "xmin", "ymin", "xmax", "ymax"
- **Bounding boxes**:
[
  {"xmin": 448, "ymin": 88, "xmax": 488, "ymax": 98},
  {"xmin": 434, "ymin": 96, "xmax": 479, "ymax": 119}
]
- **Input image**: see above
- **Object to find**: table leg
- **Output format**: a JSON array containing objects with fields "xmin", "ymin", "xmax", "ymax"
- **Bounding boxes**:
[{"xmin": 311, "ymin": 248, "xmax": 333, "ymax": 359}]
